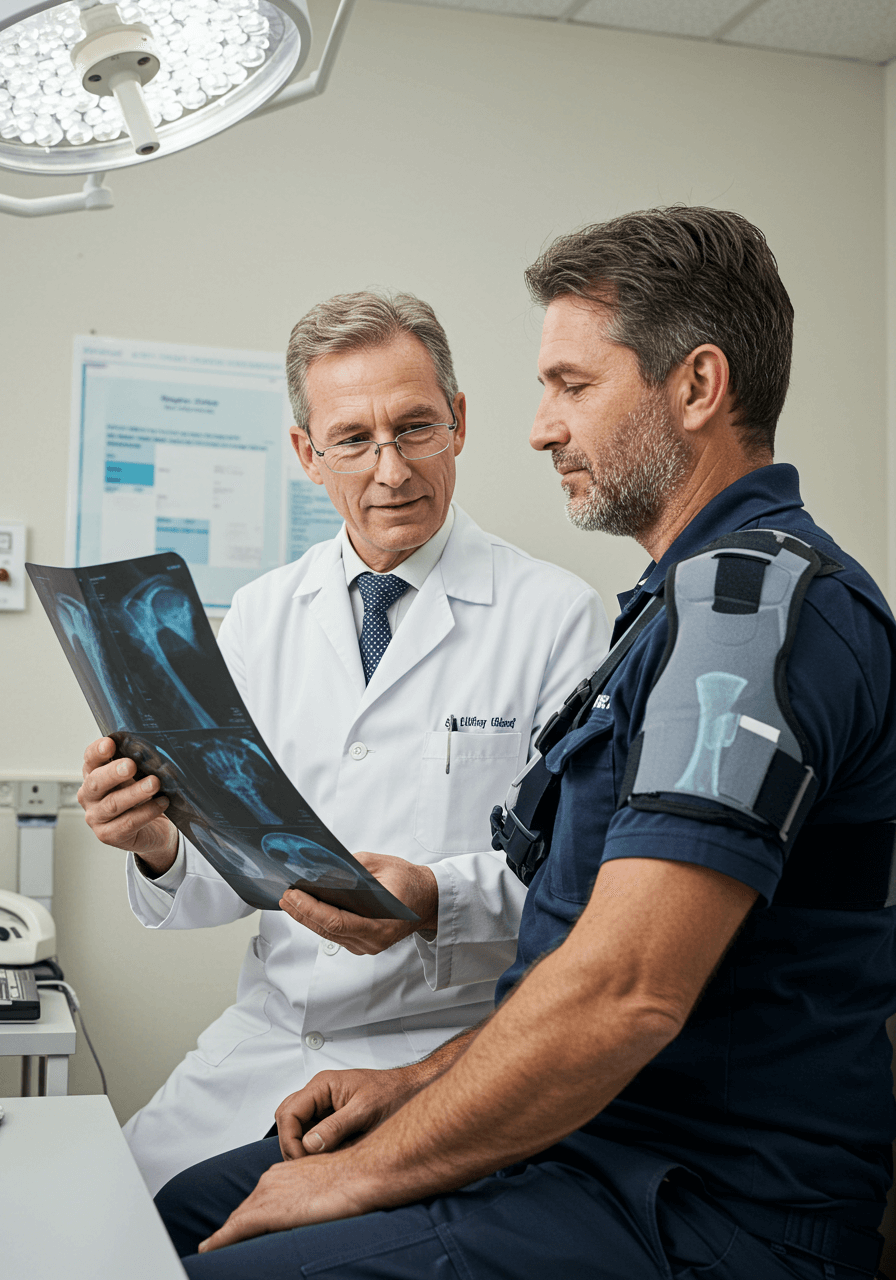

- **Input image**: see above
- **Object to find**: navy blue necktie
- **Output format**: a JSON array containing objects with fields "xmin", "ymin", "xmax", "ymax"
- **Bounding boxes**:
[{"xmin": 357, "ymin": 572, "xmax": 410, "ymax": 683}]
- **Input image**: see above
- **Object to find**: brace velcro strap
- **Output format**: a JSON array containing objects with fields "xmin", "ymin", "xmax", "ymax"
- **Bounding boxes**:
[
  {"xmin": 774, "ymin": 820, "xmax": 896, "ymax": 910},
  {"xmin": 713, "ymin": 552, "xmax": 767, "ymax": 615},
  {"xmin": 622, "ymin": 733, "xmax": 819, "ymax": 846},
  {"xmin": 717, "ymin": 1200, "xmax": 883, "ymax": 1272},
  {"xmin": 752, "ymin": 750, "xmax": 819, "ymax": 842}
]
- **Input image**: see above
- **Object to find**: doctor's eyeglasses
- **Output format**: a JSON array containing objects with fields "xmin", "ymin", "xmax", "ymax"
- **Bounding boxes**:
[{"xmin": 307, "ymin": 415, "xmax": 457, "ymax": 475}]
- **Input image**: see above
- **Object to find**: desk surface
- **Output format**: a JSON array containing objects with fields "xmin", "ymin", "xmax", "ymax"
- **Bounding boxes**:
[
  {"xmin": 0, "ymin": 1094, "xmax": 186, "ymax": 1279},
  {"xmin": 0, "ymin": 988, "xmax": 77, "ymax": 1054}
]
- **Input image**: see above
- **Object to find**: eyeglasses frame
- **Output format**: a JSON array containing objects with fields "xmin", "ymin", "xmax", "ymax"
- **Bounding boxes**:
[{"xmin": 305, "ymin": 412, "xmax": 458, "ymax": 475}]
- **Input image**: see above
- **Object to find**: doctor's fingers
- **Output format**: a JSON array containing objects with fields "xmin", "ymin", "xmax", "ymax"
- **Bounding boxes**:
[
  {"xmin": 78, "ymin": 752, "xmax": 147, "ymax": 807},
  {"xmin": 279, "ymin": 890, "xmax": 372, "ymax": 955},
  {"xmin": 280, "ymin": 890, "xmax": 411, "ymax": 955},
  {"xmin": 81, "ymin": 736, "xmax": 117, "ymax": 780},
  {"xmin": 80, "ymin": 760, "xmax": 161, "ymax": 815},
  {"xmin": 81, "ymin": 776, "xmax": 169, "ymax": 845}
]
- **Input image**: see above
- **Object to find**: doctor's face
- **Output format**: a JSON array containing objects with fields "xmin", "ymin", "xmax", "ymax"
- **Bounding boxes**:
[
  {"xmin": 292, "ymin": 333, "xmax": 466, "ymax": 573},
  {"xmin": 530, "ymin": 295, "xmax": 690, "ymax": 541}
]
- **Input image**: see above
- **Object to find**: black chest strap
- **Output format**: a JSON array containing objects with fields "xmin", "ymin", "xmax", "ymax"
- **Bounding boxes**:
[{"xmin": 489, "ymin": 595, "xmax": 664, "ymax": 887}]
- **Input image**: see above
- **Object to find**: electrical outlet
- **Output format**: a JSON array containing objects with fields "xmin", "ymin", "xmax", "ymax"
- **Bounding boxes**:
[
  {"xmin": 0, "ymin": 522, "xmax": 26, "ymax": 611},
  {"xmin": 15, "ymin": 781, "xmax": 60, "ymax": 818}
]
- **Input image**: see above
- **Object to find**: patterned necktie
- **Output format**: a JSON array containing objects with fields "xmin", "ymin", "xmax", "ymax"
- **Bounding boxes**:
[{"xmin": 356, "ymin": 572, "xmax": 410, "ymax": 683}]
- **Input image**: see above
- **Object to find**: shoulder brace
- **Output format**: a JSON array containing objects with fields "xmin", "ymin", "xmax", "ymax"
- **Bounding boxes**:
[{"xmin": 623, "ymin": 530, "xmax": 842, "ymax": 846}]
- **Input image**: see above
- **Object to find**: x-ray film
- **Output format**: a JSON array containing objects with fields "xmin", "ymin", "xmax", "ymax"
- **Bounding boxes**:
[{"xmin": 27, "ymin": 553, "xmax": 417, "ymax": 920}]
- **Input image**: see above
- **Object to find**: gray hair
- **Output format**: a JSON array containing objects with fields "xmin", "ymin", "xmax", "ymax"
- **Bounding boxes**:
[
  {"xmin": 286, "ymin": 290, "xmax": 459, "ymax": 430},
  {"xmin": 524, "ymin": 207, "xmax": 794, "ymax": 455}
]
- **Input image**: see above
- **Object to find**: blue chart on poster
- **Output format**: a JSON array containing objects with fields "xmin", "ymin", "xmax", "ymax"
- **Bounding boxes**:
[{"xmin": 68, "ymin": 336, "xmax": 344, "ymax": 612}]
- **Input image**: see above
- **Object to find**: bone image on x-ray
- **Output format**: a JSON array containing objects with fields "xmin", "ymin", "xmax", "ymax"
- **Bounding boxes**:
[
  {"xmin": 55, "ymin": 593, "xmax": 130, "ymax": 728},
  {"xmin": 187, "ymin": 822, "xmax": 266, "ymax": 879},
  {"xmin": 192, "ymin": 738, "xmax": 285, "ymax": 825},
  {"xmin": 119, "ymin": 576, "xmax": 218, "ymax": 729},
  {"xmin": 261, "ymin": 833, "xmax": 359, "ymax": 889}
]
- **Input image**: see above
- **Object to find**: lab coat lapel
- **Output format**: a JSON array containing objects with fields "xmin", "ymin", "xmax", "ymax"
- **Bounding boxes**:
[
  {"xmin": 357, "ymin": 507, "xmax": 494, "ymax": 713},
  {"xmin": 296, "ymin": 541, "xmax": 367, "ymax": 695}
]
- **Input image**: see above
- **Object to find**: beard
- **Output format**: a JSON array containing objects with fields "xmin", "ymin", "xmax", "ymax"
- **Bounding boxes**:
[{"xmin": 554, "ymin": 385, "xmax": 691, "ymax": 539}]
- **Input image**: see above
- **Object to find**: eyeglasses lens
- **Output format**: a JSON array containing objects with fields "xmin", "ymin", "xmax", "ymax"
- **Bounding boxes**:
[{"xmin": 326, "ymin": 424, "xmax": 453, "ymax": 473}]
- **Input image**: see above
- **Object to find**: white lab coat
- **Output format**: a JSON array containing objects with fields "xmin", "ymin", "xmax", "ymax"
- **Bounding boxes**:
[{"xmin": 123, "ymin": 507, "xmax": 609, "ymax": 1193}]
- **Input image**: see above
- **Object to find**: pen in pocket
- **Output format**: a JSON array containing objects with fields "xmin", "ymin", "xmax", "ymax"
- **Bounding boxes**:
[{"xmin": 446, "ymin": 715, "xmax": 458, "ymax": 774}]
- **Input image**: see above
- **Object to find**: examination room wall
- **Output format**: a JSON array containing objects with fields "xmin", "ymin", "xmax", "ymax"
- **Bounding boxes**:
[{"xmin": 0, "ymin": 0, "xmax": 888, "ymax": 1122}]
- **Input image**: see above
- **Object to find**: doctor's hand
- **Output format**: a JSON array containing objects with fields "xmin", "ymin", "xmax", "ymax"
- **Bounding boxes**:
[
  {"xmin": 274, "ymin": 1064, "xmax": 422, "ymax": 1161},
  {"xmin": 279, "ymin": 851, "xmax": 438, "ymax": 955},
  {"xmin": 77, "ymin": 736, "xmax": 178, "ymax": 875}
]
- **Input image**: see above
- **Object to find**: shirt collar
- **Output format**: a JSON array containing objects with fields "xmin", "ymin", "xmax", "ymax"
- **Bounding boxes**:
[
  {"xmin": 616, "ymin": 463, "xmax": 805, "ymax": 615},
  {"xmin": 340, "ymin": 504, "xmax": 456, "ymax": 590}
]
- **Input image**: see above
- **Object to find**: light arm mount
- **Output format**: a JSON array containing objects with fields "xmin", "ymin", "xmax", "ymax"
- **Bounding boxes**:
[
  {"xmin": 255, "ymin": 0, "xmax": 356, "ymax": 115},
  {"xmin": 0, "ymin": 169, "xmax": 113, "ymax": 216}
]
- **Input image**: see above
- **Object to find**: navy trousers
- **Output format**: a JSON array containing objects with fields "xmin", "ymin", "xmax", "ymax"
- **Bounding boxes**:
[{"xmin": 155, "ymin": 1135, "xmax": 875, "ymax": 1280}]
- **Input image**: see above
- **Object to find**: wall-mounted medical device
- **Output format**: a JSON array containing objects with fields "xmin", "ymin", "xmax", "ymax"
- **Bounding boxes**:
[
  {"xmin": 0, "ymin": 521, "xmax": 26, "ymax": 611},
  {"xmin": 0, "ymin": 889, "xmax": 56, "ymax": 966}
]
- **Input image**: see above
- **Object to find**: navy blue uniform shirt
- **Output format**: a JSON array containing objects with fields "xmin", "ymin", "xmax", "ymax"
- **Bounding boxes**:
[{"xmin": 496, "ymin": 464, "xmax": 896, "ymax": 1230}]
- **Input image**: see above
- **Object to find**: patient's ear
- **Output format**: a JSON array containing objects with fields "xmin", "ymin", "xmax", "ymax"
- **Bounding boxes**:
[{"xmin": 671, "ymin": 344, "xmax": 731, "ymax": 437}]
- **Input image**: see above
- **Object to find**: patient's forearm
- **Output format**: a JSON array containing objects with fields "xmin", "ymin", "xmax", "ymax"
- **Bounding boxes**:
[{"xmin": 348, "ymin": 945, "xmax": 674, "ymax": 1205}]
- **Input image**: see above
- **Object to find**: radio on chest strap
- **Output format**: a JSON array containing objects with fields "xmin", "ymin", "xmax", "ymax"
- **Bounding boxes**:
[{"xmin": 490, "ymin": 529, "xmax": 896, "ymax": 908}]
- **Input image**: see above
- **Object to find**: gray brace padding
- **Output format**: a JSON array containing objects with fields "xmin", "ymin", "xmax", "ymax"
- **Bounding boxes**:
[{"xmin": 628, "ymin": 532, "xmax": 822, "ymax": 843}]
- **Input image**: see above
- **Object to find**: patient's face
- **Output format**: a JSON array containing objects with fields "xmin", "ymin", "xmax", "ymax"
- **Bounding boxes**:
[{"xmin": 291, "ymin": 333, "xmax": 466, "ymax": 573}]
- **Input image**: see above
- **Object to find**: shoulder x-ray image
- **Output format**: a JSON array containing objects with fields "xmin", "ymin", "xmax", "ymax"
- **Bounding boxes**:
[{"xmin": 27, "ymin": 553, "xmax": 416, "ymax": 920}]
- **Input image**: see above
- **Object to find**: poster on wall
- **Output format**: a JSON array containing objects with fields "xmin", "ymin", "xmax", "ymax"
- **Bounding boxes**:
[{"xmin": 68, "ymin": 336, "xmax": 343, "ymax": 613}]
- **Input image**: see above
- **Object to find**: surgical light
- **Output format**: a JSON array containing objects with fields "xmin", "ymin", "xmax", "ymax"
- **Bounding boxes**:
[{"xmin": 0, "ymin": 0, "xmax": 355, "ymax": 213}]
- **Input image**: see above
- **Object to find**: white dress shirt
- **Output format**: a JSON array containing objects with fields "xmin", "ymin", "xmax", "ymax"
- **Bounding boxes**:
[{"xmin": 342, "ymin": 506, "xmax": 455, "ymax": 638}]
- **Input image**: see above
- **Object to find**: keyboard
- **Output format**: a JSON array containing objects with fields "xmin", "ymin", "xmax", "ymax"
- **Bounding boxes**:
[{"xmin": 0, "ymin": 966, "xmax": 40, "ymax": 1021}]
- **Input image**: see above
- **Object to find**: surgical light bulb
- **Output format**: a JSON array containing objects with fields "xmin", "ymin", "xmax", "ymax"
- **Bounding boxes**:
[{"xmin": 0, "ymin": 0, "xmax": 307, "ymax": 174}]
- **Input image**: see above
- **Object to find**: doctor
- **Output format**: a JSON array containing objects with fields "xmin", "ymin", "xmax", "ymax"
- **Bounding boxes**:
[{"xmin": 78, "ymin": 290, "xmax": 609, "ymax": 1195}]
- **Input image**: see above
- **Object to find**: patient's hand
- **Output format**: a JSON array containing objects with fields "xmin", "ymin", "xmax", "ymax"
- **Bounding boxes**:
[
  {"xmin": 275, "ymin": 1064, "xmax": 424, "ymax": 1161},
  {"xmin": 279, "ymin": 851, "xmax": 438, "ymax": 955}
]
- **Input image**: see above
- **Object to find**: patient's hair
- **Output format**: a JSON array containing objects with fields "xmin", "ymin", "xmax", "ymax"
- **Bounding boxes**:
[
  {"xmin": 286, "ymin": 290, "xmax": 458, "ymax": 430},
  {"xmin": 524, "ymin": 206, "xmax": 793, "ymax": 456}
]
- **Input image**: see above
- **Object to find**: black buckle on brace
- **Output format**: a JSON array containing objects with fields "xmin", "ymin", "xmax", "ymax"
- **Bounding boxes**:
[
  {"xmin": 490, "ymin": 754, "xmax": 561, "ymax": 887},
  {"xmin": 490, "ymin": 803, "xmax": 549, "ymax": 887}
]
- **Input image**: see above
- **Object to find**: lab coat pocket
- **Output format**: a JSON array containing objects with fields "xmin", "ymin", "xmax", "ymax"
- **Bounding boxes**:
[
  {"xmin": 415, "ymin": 730, "xmax": 522, "ymax": 854},
  {"xmin": 193, "ymin": 996, "xmax": 273, "ymax": 1068}
]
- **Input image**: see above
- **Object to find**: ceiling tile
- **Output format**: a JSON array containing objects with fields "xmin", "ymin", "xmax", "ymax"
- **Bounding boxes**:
[
  {"xmin": 376, "ymin": 0, "xmax": 573, "ymax": 16},
  {"xmin": 571, "ymin": 0, "xmax": 750, "ymax": 39},
  {"xmin": 723, "ymin": 0, "xmax": 896, "ymax": 63}
]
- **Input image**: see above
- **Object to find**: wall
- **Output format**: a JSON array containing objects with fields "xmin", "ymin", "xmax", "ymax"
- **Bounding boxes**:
[{"xmin": 0, "ymin": 1, "xmax": 888, "ymax": 1123}]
